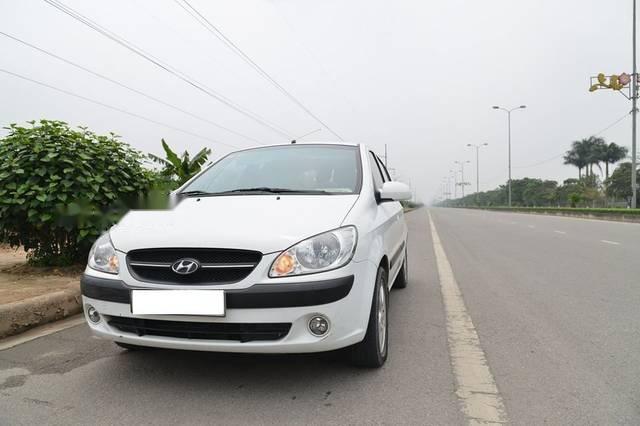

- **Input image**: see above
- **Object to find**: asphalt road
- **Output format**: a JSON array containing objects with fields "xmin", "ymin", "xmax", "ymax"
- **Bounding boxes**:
[{"xmin": 1, "ymin": 208, "xmax": 639, "ymax": 425}]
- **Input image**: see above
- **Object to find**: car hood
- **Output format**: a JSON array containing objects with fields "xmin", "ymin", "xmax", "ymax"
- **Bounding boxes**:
[{"xmin": 110, "ymin": 194, "xmax": 359, "ymax": 254}]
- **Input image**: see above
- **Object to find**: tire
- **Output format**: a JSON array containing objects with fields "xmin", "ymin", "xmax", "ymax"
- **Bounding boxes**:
[
  {"xmin": 115, "ymin": 342, "xmax": 149, "ymax": 351},
  {"xmin": 350, "ymin": 266, "xmax": 389, "ymax": 368},
  {"xmin": 393, "ymin": 246, "xmax": 409, "ymax": 289}
]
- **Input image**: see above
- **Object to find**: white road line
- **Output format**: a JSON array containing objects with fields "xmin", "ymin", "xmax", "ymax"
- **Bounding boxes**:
[
  {"xmin": 554, "ymin": 230, "xmax": 566, "ymax": 234},
  {"xmin": 601, "ymin": 240, "xmax": 621, "ymax": 245},
  {"xmin": 0, "ymin": 315, "xmax": 85, "ymax": 351},
  {"xmin": 527, "ymin": 225, "xmax": 536, "ymax": 229},
  {"xmin": 428, "ymin": 212, "xmax": 508, "ymax": 425}
]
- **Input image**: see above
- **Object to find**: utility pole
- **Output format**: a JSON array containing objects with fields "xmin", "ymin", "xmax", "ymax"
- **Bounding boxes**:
[
  {"xmin": 451, "ymin": 169, "xmax": 458, "ymax": 198},
  {"xmin": 633, "ymin": 0, "xmax": 638, "ymax": 208},
  {"xmin": 455, "ymin": 160, "xmax": 471, "ymax": 198},
  {"xmin": 492, "ymin": 105, "xmax": 527, "ymax": 207},
  {"xmin": 588, "ymin": 0, "xmax": 637, "ymax": 207},
  {"xmin": 467, "ymin": 143, "xmax": 489, "ymax": 203},
  {"xmin": 444, "ymin": 176, "xmax": 451, "ymax": 201},
  {"xmin": 384, "ymin": 144, "xmax": 388, "ymax": 167}
]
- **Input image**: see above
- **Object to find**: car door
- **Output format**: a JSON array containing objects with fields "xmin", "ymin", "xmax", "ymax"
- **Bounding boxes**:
[
  {"xmin": 372, "ymin": 153, "xmax": 406, "ymax": 281},
  {"xmin": 368, "ymin": 151, "xmax": 404, "ymax": 283}
]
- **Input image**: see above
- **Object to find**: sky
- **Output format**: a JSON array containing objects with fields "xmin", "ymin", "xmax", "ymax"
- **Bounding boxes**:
[{"xmin": 0, "ymin": 0, "xmax": 635, "ymax": 203}]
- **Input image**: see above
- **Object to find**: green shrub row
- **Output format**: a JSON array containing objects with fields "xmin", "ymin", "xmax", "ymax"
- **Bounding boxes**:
[{"xmin": 459, "ymin": 206, "xmax": 640, "ymax": 216}]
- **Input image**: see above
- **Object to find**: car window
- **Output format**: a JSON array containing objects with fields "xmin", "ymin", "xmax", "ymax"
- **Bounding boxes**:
[
  {"xmin": 369, "ymin": 151, "xmax": 385, "ymax": 191},
  {"xmin": 183, "ymin": 145, "xmax": 362, "ymax": 195}
]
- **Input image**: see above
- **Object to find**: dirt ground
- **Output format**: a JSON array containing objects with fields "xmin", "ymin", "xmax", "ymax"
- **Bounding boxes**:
[{"xmin": 0, "ymin": 246, "xmax": 80, "ymax": 305}]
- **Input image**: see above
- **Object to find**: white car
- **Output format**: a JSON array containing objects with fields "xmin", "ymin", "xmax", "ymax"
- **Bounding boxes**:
[{"xmin": 81, "ymin": 142, "xmax": 411, "ymax": 367}]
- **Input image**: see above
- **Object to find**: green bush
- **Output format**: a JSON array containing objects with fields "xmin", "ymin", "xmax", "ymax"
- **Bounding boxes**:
[
  {"xmin": 0, "ymin": 120, "xmax": 152, "ymax": 265},
  {"xmin": 459, "ymin": 206, "xmax": 640, "ymax": 216}
]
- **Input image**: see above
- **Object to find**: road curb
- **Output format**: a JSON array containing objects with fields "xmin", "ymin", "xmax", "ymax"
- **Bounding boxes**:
[{"xmin": 0, "ymin": 287, "xmax": 82, "ymax": 339}]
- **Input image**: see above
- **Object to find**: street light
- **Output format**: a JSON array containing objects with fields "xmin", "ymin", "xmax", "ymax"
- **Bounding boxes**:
[
  {"xmin": 454, "ymin": 160, "xmax": 471, "ymax": 198},
  {"xmin": 467, "ymin": 143, "xmax": 489, "ymax": 201},
  {"xmin": 492, "ymin": 105, "xmax": 527, "ymax": 207}
]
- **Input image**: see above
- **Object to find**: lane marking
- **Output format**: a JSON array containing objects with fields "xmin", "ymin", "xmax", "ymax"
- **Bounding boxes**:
[
  {"xmin": 428, "ymin": 212, "xmax": 508, "ymax": 425},
  {"xmin": 600, "ymin": 240, "xmax": 620, "ymax": 245},
  {"xmin": 554, "ymin": 230, "xmax": 566, "ymax": 234},
  {"xmin": 527, "ymin": 225, "xmax": 536, "ymax": 229},
  {"xmin": 0, "ymin": 315, "xmax": 85, "ymax": 351}
]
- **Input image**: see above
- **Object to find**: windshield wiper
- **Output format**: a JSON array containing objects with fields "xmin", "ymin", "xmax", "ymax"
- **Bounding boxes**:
[
  {"xmin": 213, "ymin": 187, "xmax": 331, "ymax": 195},
  {"xmin": 179, "ymin": 190, "xmax": 213, "ymax": 197}
]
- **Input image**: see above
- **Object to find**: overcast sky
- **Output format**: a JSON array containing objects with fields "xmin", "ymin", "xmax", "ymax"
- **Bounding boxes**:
[{"xmin": 0, "ymin": 0, "xmax": 634, "ymax": 202}]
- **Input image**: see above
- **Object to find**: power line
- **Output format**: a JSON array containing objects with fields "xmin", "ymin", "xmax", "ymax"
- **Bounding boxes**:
[
  {"xmin": 174, "ymin": 0, "xmax": 345, "ymax": 141},
  {"xmin": 512, "ymin": 153, "xmax": 564, "ymax": 169},
  {"xmin": 272, "ymin": 2, "xmax": 360, "ymax": 118},
  {"xmin": 513, "ymin": 111, "xmax": 631, "ymax": 169},
  {"xmin": 0, "ymin": 68, "xmax": 240, "ymax": 149},
  {"xmin": 0, "ymin": 31, "xmax": 262, "ymax": 145},
  {"xmin": 593, "ymin": 111, "xmax": 630, "ymax": 136},
  {"xmin": 42, "ymin": 0, "xmax": 294, "ymax": 139}
]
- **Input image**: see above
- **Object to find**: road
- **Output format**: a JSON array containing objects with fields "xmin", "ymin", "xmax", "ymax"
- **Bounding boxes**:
[{"xmin": 1, "ymin": 208, "xmax": 639, "ymax": 425}]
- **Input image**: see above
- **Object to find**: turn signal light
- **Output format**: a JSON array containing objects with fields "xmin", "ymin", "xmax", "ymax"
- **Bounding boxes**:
[{"xmin": 273, "ymin": 253, "xmax": 295, "ymax": 275}]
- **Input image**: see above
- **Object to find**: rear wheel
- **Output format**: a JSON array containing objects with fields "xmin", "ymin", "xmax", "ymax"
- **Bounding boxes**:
[
  {"xmin": 350, "ymin": 265, "xmax": 389, "ymax": 368},
  {"xmin": 393, "ymin": 246, "xmax": 409, "ymax": 289}
]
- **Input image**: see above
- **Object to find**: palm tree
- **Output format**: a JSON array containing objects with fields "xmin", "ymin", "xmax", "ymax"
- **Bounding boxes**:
[
  {"xmin": 602, "ymin": 142, "xmax": 628, "ymax": 179},
  {"xmin": 564, "ymin": 140, "xmax": 589, "ymax": 178},
  {"xmin": 148, "ymin": 139, "xmax": 212, "ymax": 186},
  {"xmin": 564, "ymin": 137, "xmax": 611, "ymax": 179},
  {"xmin": 584, "ymin": 136, "xmax": 606, "ymax": 177}
]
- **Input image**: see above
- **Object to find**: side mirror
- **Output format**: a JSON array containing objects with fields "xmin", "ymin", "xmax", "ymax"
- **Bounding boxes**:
[{"xmin": 378, "ymin": 181, "xmax": 412, "ymax": 201}]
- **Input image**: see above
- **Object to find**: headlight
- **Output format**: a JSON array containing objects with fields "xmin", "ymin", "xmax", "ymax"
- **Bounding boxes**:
[
  {"xmin": 88, "ymin": 233, "xmax": 119, "ymax": 274},
  {"xmin": 270, "ymin": 226, "xmax": 357, "ymax": 277}
]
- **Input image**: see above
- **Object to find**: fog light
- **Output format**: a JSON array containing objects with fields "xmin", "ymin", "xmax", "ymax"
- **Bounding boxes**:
[
  {"xmin": 308, "ymin": 315, "xmax": 329, "ymax": 336},
  {"xmin": 87, "ymin": 305, "xmax": 101, "ymax": 323}
]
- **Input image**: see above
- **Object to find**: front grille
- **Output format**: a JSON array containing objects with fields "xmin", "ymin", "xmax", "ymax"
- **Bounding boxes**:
[
  {"xmin": 108, "ymin": 317, "xmax": 291, "ymax": 342},
  {"xmin": 126, "ymin": 248, "xmax": 262, "ymax": 285}
]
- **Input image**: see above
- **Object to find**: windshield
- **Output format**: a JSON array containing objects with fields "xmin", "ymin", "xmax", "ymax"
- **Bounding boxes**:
[{"xmin": 182, "ymin": 145, "xmax": 362, "ymax": 195}]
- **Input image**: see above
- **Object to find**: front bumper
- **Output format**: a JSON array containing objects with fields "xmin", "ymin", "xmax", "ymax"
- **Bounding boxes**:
[{"xmin": 81, "ymin": 260, "xmax": 377, "ymax": 353}]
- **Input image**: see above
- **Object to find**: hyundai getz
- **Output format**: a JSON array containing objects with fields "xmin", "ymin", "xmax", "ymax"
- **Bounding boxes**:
[{"xmin": 81, "ymin": 143, "xmax": 411, "ymax": 367}]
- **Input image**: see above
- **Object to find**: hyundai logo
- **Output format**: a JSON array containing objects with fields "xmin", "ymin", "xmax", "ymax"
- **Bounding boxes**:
[{"xmin": 171, "ymin": 258, "xmax": 200, "ymax": 275}]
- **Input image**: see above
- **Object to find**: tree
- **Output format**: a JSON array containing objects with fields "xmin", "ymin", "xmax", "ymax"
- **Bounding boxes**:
[
  {"xmin": 584, "ymin": 136, "xmax": 606, "ymax": 177},
  {"xmin": 556, "ymin": 178, "xmax": 581, "ymax": 207},
  {"xmin": 605, "ymin": 162, "xmax": 640, "ymax": 204},
  {"xmin": 0, "ymin": 120, "xmax": 152, "ymax": 265},
  {"xmin": 564, "ymin": 136, "xmax": 610, "ymax": 178},
  {"xmin": 522, "ymin": 179, "xmax": 558, "ymax": 206},
  {"xmin": 564, "ymin": 140, "xmax": 589, "ymax": 178},
  {"xmin": 602, "ymin": 142, "xmax": 628, "ymax": 179},
  {"xmin": 568, "ymin": 193, "xmax": 581, "ymax": 208},
  {"xmin": 148, "ymin": 139, "xmax": 211, "ymax": 187}
]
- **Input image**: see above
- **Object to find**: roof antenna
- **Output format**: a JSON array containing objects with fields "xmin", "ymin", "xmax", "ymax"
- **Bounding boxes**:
[{"xmin": 291, "ymin": 128, "xmax": 322, "ymax": 144}]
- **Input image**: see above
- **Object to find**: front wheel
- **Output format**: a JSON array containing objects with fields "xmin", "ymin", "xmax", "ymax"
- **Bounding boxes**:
[{"xmin": 350, "ymin": 266, "xmax": 389, "ymax": 368}]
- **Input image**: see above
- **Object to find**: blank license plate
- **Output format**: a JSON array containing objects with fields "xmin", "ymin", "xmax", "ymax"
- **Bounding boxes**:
[{"xmin": 131, "ymin": 290, "xmax": 225, "ymax": 316}]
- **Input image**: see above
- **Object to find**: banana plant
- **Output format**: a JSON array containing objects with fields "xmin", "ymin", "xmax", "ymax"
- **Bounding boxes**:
[{"xmin": 148, "ymin": 139, "xmax": 211, "ymax": 186}]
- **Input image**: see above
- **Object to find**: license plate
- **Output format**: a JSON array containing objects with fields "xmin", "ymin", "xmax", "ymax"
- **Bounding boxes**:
[{"xmin": 131, "ymin": 290, "xmax": 225, "ymax": 316}]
